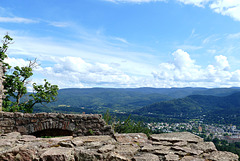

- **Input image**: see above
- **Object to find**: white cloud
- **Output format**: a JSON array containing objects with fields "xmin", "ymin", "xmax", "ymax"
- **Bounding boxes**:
[
  {"xmin": 35, "ymin": 56, "xmax": 135, "ymax": 88},
  {"xmin": 177, "ymin": 0, "xmax": 210, "ymax": 7},
  {"xmin": 5, "ymin": 46, "xmax": 240, "ymax": 88},
  {"xmin": 153, "ymin": 49, "xmax": 204, "ymax": 82},
  {"xmin": 173, "ymin": 49, "xmax": 196, "ymax": 69},
  {"xmin": 0, "ymin": 17, "xmax": 38, "ymax": 23},
  {"xmin": 152, "ymin": 49, "xmax": 240, "ymax": 87},
  {"xmin": 111, "ymin": 37, "xmax": 129, "ymax": 44},
  {"xmin": 176, "ymin": 0, "xmax": 240, "ymax": 22},
  {"xmin": 107, "ymin": 0, "xmax": 240, "ymax": 22},
  {"xmin": 214, "ymin": 55, "xmax": 230, "ymax": 70},
  {"xmin": 2, "ymin": 21, "xmax": 240, "ymax": 88},
  {"xmin": 5, "ymin": 57, "xmax": 30, "ymax": 67},
  {"xmin": 52, "ymin": 57, "xmax": 92, "ymax": 73},
  {"xmin": 48, "ymin": 21, "xmax": 71, "ymax": 27},
  {"xmin": 0, "ymin": 26, "xmax": 156, "ymax": 79},
  {"xmin": 231, "ymin": 70, "xmax": 240, "ymax": 81},
  {"xmin": 210, "ymin": 0, "xmax": 240, "ymax": 21}
]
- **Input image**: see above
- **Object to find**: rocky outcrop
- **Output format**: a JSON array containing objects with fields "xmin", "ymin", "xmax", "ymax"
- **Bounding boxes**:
[{"xmin": 0, "ymin": 132, "xmax": 238, "ymax": 161}]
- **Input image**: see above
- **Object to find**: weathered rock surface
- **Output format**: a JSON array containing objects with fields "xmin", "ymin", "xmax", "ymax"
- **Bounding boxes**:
[
  {"xmin": 0, "ymin": 132, "xmax": 238, "ymax": 161},
  {"xmin": 150, "ymin": 132, "xmax": 203, "ymax": 143}
]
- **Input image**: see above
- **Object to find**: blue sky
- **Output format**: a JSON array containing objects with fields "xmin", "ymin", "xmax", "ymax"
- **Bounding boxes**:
[{"xmin": 1, "ymin": 0, "xmax": 240, "ymax": 88}]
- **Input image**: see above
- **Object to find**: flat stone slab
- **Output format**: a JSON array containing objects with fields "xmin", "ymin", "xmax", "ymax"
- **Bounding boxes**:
[
  {"xmin": 133, "ymin": 153, "xmax": 160, "ymax": 161},
  {"xmin": 72, "ymin": 135, "xmax": 116, "ymax": 144},
  {"xmin": 150, "ymin": 132, "xmax": 203, "ymax": 143},
  {"xmin": 114, "ymin": 133, "xmax": 149, "ymax": 145},
  {"xmin": 98, "ymin": 144, "xmax": 115, "ymax": 153},
  {"xmin": 114, "ymin": 144, "xmax": 140, "ymax": 158}
]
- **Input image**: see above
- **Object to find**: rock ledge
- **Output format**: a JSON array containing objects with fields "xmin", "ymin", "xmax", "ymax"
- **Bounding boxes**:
[{"xmin": 0, "ymin": 132, "xmax": 238, "ymax": 161}]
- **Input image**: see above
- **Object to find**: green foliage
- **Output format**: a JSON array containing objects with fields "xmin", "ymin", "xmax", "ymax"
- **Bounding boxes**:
[
  {"xmin": 133, "ymin": 92, "xmax": 240, "ymax": 126},
  {"xmin": 200, "ymin": 134, "xmax": 240, "ymax": 160},
  {"xmin": 103, "ymin": 109, "xmax": 112, "ymax": 125},
  {"xmin": 114, "ymin": 115, "xmax": 152, "ymax": 137},
  {"xmin": 20, "ymin": 85, "xmax": 240, "ymax": 125},
  {"xmin": 103, "ymin": 110, "xmax": 151, "ymax": 137},
  {"xmin": 206, "ymin": 137, "xmax": 240, "ymax": 160},
  {"xmin": 88, "ymin": 129, "xmax": 94, "ymax": 135},
  {"xmin": 35, "ymin": 88, "xmax": 172, "ymax": 113},
  {"xmin": 0, "ymin": 34, "xmax": 13, "ymax": 69},
  {"xmin": 1, "ymin": 34, "xmax": 59, "ymax": 113}
]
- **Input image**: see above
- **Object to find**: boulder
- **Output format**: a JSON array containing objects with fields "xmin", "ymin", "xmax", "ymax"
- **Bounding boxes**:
[
  {"xmin": 202, "ymin": 151, "xmax": 239, "ymax": 161},
  {"xmin": 74, "ymin": 148, "xmax": 102, "ymax": 161},
  {"xmin": 189, "ymin": 141, "xmax": 217, "ymax": 153},
  {"xmin": 40, "ymin": 147, "xmax": 74, "ymax": 161}
]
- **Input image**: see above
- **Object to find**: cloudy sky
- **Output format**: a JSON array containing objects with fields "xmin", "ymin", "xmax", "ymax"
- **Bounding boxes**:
[{"xmin": 1, "ymin": 0, "xmax": 240, "ymax": 89}]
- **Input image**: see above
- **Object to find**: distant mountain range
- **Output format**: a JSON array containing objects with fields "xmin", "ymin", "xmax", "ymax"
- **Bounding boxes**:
[{"xmin": 33, "ymin": 87, "xmax": 240, "ymax": 125}]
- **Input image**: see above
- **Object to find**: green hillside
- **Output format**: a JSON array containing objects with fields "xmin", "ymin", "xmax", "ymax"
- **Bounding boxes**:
[
  {"xmin": 133, "ymin": 92, "xmax": 240, "ymax": 125},
  {"xmin": 32, "ymin": 87, "xmax": 240, "ymax": 125},
  {"xmin": 34, "ymin": 88, "xmax": 172, "ymax": 113}
]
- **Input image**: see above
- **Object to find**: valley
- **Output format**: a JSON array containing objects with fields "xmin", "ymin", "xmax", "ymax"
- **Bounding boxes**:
[{"xmin": 34, "ymin": 87, "xmax": 240, "ymax": 126}]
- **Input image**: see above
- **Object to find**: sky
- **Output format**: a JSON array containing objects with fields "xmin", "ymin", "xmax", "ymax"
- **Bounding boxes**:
[{"xmin": 1, "ymin": 0, "xmax": 240, "ymax": 89}]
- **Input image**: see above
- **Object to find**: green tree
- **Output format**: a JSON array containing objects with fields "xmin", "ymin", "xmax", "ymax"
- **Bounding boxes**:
[
  {"xmin": 103, "ymin": 109, "xmax": 112, "ymax": 125},
  {"xmin": 0, "ymin": 34, "xmax": 59, "ymax": 113}
]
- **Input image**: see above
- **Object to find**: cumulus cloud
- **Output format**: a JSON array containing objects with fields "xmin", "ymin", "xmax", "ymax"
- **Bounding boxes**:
[
  {"xmin": 153, "ymin": 49, "xmax": 204, "ymax": 82},
  {"xmin": 5, "ymin": 52, "xmax": 240, "ymax": 88},
  {"xmin": 176, "ymin": 0, "xmax": 240, "ymax": 21},
  {"xmin": 210, "ymin": 0, "xmax": 240, "ymax": 21},
  {"xmin": 35, "ymin": 56, "xmax": 134, "ymax": 88},
  {"xmin": 5, "ymin": 57, "xmax": 31, "ymax": 67},
  {"xmin": 214, "ymin": 55, "xmax": 230, "ymax": 71},
  {"xmin": 231, "ymin": 70, "xmax": 240, "ymax": 81},
  {"xmin": 152, "ymin": 49, "xmax": 240, "ymax": 87}
]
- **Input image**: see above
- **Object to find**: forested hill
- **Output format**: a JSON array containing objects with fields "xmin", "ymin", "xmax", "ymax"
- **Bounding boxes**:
[
  {"xmin": 34, "ymin": 87, "xmax": 240, "ymax": 115},
  {"xmin": 133, "ymin": 92, "xmax": 240, "ymax": 125},
  {"xmin": 34, "ymin": 88, "xmax": 172, "ymax": 113}
]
